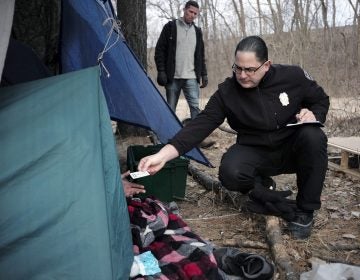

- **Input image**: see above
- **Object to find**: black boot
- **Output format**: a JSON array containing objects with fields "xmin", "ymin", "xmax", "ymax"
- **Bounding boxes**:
[{"xmin": 287, "ymin": 210, "xmax": 314, "ymax": 239}]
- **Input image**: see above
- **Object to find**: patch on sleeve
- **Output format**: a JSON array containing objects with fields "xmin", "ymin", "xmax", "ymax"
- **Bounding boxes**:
[{"xmin": 303, "ymin": 69, "xmax": 313, "ymax": 80}]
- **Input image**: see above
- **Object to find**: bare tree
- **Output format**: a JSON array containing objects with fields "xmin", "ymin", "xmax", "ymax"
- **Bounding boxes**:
[
  {"xmin": 146, "ymin": 0, "xmax": 359, "ymax": 99},
  {"xmin": 117, "ymin": 0, "xmax": 149, "ymax": 136},
  {"xmin": 331, "ymin": 0, "xmax": 336, "ymax": 27},
  {"xmin": 117, "ymin": 0, "xmax": 147, "ymax": 68},
  {"xmin": 147, "ymin": 0, "xmax": 182, "ymax": 20},
  {"xmin": 200, "ymin": 0, "xmax": 209, "ymax": 40},
  {"xmin": 320, "ymin": 0, "xmax": 329, "ymax": 30},
  {"xmin": 231, "ymin": 0, "xmax": 246, "ymax": 37},
  {"xmin": 265, "ymin": 0, "xmax": 285, "ymax": 34},
  {"xmin": 319, "ymin": 0, "xmax": 330, "ymax": 51},
  {"xmin": 12, "ymin": 0, "xmax": 60, "ymax": 73},
  {"xmin": 347, "ymin": 0, "xmax": 360, "ymax": 67},
  {"xmin": 256, "ymin": 0, "xmax": 263, "ymax": 35}
]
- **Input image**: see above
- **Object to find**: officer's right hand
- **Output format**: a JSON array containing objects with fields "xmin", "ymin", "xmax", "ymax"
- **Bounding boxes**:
[
  {"xmin": 138, "ymin": 144, "xmax": 179, "ymax": 175},
  {"xmin": 138, "ymin": 154, "xmax": 167, "ymax": 175},
  {"xmin": 157, "ymin": 71, "xmax": 167, "ymax": 86}
]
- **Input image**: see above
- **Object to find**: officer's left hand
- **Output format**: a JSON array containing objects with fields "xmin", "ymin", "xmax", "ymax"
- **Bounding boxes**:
[
  {"xmin": 200, "ymin": 75, "xmax": 208, "ymax": 88},
  {"xmin": 249, "ymin": 185, "xmax": 293, "ymax": 204},
  {"xmin": 296, "ymin": 108, "xmax": 316, "ymax": 122},
  {"xmin": 245, "ymin": 199, "xmax": 297, "ymax": 222}
]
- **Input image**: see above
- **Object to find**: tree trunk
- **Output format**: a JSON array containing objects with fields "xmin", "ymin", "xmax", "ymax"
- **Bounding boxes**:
[
  {"xmin": 116, "ymin": 0, "xmax": 150, "ymax": 137},
  {"xmin": 256, "ymin": 0, "xmax": 262, "ymax": 35},
  {"xmin": 12, "ymin": 0, "xmax": 60, "ymax": 73},
  {"xmin": 117, "ymin": 0, "xmax": 147, "ymax": 69}
]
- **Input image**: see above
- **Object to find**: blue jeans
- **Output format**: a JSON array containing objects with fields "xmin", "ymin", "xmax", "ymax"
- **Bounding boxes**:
[{"xmin": 165, "ymin": 79, "xmax": 200, "ymax": 119}]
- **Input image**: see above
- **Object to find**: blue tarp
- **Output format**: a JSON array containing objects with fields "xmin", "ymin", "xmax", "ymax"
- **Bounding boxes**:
[
  {"xmin": 0, "ymin": 67, "xmax": 133, "ymax": 279},
  {"xmin": 60, "ymin": 0, "xmax": 211, "ymax": 167}
]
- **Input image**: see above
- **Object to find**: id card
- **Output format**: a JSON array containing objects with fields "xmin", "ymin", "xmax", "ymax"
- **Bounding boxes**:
[{"xmin": 130, "ymin": 171, "xmax": 150, "ymax": 179}]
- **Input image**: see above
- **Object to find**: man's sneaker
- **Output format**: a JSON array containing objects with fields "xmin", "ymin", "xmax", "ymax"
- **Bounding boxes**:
[{"xmin": 288, "ymin": 211, "xmax": 314, "ymax": 239}]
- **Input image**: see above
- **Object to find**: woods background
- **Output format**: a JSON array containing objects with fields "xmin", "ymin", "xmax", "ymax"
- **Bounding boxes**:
[
  {"xmin": 10, "ymin": 0, "xmax": 360, "ymax": 132},
  {"xmin": 147, "ymin": 1, "xmax": 359, "ymax": 98},
  {"xmin": 145, "ymin": 0, "xmax": 360, "ymax": 133}
]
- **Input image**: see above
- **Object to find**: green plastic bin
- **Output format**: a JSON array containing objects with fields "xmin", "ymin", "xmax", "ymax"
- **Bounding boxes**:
[{"xmin": 126, "ymin": 144, "xmax": 189, "ymax": 202}]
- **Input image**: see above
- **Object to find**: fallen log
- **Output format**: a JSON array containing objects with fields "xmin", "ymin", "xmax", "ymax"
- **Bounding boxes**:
[
  {"xmin": 266, "ymin": 216, "xmax": 298, "ymax": 280},
  {"xmin": 188, "ymin": 164, "xmax": 222, "ymax": 192}
]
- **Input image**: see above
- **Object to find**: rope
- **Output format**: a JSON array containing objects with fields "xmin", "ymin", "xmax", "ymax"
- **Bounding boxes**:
[{"xmin": 97, "ymin": 16, "xmax": 121, "ymax": 78}]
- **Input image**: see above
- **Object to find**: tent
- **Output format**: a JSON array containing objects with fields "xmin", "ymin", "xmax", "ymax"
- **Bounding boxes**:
[
  {"xmin": 0, "ymin": 0, "xmax": 131, "ymax": 279},
  {"xmin": 0, "ymin": 66, "xmax": 133, "ymax": 279},
  {"xmin": 60, "ymin": 0, "xmax": 211, "ymax": 167}
]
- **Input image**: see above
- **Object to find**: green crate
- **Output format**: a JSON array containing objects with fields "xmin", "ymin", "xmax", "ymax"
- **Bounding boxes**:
[{"xmin": 126, "ymin": 144, "xmax": 189, "ymax": 202}]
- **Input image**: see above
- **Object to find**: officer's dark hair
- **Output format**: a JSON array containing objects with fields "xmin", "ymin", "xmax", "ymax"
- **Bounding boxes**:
[
  {"xmin": 185, "ymin": 1, "xmax": 199, "ymax": 9},
  {"xmin": 235, "ymin": 36, "xmax": 268, "ymax": 63}
]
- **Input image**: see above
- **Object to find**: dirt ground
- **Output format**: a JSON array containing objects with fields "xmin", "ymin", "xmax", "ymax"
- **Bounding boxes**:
[{"xmin": 116, "ymin": 99, "xmax": 360, "ymax": 279}]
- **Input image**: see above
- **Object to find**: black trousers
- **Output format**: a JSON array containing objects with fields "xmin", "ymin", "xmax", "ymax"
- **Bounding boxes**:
[{"xmin": 218, "ymin": 126, "xmax": 328, "ymax": 211}]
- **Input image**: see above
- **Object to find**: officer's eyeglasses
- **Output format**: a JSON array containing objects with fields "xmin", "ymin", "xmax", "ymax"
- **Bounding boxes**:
[{"xmin": 232, "ymin": 61, "xmax": 267, "ymax": 75}]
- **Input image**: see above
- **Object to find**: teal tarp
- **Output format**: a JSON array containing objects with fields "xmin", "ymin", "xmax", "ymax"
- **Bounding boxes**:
[{"xmin": 0, "ymin": 66, "xmax": 133, "ymax": 279}]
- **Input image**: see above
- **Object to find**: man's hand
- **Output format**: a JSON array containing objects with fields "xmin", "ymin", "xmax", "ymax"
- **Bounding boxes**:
[
  {"xmin": 200, "ymin": 75, "xmax": 208, "ymax": 88},
  {"xmin": 296, "ymin": 108, "xmax": 316, "ymax": 122},
  {"xmin": 121, "ymin": 171, "xmax": 145, "ymax": 197},
  {"xmin": 157, "ymin": 71, "xmax": 167, "ymax": 86}
]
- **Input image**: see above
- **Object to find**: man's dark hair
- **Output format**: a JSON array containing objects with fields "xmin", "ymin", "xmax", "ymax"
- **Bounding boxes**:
[
  {"xmin": 185, "ymin": 0, "xmax": 199, "ymax": 9},
  {"xmin": 235, "ymin": 36, "xmax": 268, "ymax": 62}
]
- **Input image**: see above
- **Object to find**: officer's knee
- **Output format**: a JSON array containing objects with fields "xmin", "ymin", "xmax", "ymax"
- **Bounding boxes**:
[
  {"xmin": 218, "ymin": 165, "xmax": 253, "ymax": 194},
  {"xmin": 297, "ymin": 126, "xmax": 327, "ymax": 147}
]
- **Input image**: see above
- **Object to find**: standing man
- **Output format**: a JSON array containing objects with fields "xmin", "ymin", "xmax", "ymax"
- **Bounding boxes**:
[
  {"xmin": 155, "ymin": 0, "xmax": 208, "ymax": 120},
  {"xmin": 139, "ymin": 36, "xmax": 330, "ymax": 240}
]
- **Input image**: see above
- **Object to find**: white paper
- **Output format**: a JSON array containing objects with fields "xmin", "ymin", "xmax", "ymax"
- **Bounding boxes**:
[
  {"xmin": 286, "ymin": 121, "xmax": 324, "ymax": 127},
  {"xmin": 130, "ymin": 171, "xmax": 150, "ymax": 179}
]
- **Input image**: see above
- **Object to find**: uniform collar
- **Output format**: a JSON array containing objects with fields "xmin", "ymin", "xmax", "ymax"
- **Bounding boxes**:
[{"xmin": 260, "ymin": 64, "xmax": 274, "ymax": 86}]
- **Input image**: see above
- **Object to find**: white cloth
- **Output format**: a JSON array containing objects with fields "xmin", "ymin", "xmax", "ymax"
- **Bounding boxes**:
[{"xmin": 300, "ymin": 263, "xmax": 360, "ymax": 280}]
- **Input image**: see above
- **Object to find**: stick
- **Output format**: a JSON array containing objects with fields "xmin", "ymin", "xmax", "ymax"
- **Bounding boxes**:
[
  {"xmin": 184, "ymin": 213, "xmax": 241, "ymax": 221},
  {"xmin": 329, "ymin": 243, "xmax": 360, "ymax": 251},
  {"xmin": 222, "ymin": 238, "xmax": 268, "ymax": 249},
  {"xmin": 265, "ymin": 216, "xmax": 298, "ymax": 280},
  {"xmin": 188, "ymin": 164, "xmax": 222, "ymax": 191}
]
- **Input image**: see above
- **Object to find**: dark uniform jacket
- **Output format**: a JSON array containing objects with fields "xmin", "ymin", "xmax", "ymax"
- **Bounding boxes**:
[
  {"xmin": 170, "ymin": 64, "xmax": 330, "ymax": 155},
  {"xmin": 154, "ymin": 19, "xmax": 207, "ymax": 84}
]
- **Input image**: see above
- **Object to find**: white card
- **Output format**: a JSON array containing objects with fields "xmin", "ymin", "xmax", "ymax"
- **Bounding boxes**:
[{"xmin": 130, "ymin": 171, "xmax": 150, "ymax": 179}]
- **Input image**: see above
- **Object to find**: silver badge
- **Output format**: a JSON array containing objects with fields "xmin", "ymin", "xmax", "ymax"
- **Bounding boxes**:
[{"xmin": 279, "ymin": 92, "xmax": 289, "ymax": 106}]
